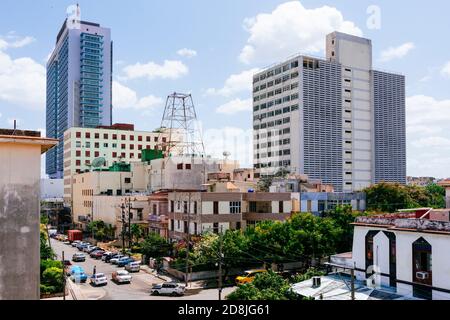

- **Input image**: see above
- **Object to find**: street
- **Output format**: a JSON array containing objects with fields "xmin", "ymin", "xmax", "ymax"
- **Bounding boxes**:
[{"xmin": 51, "ymin": 239, "xmax": 235, "ymax": 300}]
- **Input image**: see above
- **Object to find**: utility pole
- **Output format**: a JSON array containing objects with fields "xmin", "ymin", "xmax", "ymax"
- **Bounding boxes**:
[
  {"xmin": 185, "ymin": 192, "xmax": 191, "ymax": 287},
  {"xmin": 128, "ymin": 196, "xmax": 132, "ymax": 250},
  {"xmin": 218, "ymin": 225, "xmax": 224, "ymax": 301},
  {"xmin": 121, "ymin": 203, "xmax": 126, "ymax": 254},
  {"xmin": 62, "ymin": 251, "xmax": 66, "ymax": 301},
  {"xmin": 351, "ymin": 267, "xmax": 355, "ymax": 300}
]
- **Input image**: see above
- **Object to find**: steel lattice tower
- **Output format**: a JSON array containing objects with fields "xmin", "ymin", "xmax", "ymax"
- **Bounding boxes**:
[{"xmin": 157, "ymin": 92, "xmax": 205, "ymax": 158}]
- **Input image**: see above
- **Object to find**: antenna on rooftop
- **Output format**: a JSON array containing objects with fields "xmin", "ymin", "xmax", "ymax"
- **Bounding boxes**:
[{"xmin": 157, "ymin": 92, "xmax": 205, "ymax": 158}]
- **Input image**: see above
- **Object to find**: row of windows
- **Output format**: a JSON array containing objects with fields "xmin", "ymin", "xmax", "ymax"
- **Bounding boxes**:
[
  {"xmin": 254, "ymin": 105, "xmax": 299, "ymax": 119},
  {"xmin": 254, "ymin": 117, "xmax": 291, "ymax": 130},
  {"xmin": 254, "ymin": 160, "xmax": 291, "ymax": 169},
  {"xmin": 74, "ymin": 152, "xmax": 143, "ymax": 166},
  {"xmin": 74, "ymin": 131, "xmax": 166, "ymax": 142},
  {"xmin": 253, "ymin": 72, "xmax": 299, "ymax": 92},
  {"xmin": 255, "ymin": 128, "xmax": 291, "ymax": 139},
  {"xmin": 256, "ymin": 149, "xmax": 291, "ymax": 159},
  {"xmin": 254, "ymin": 90, "xmax": 299, "ymax": 103},
  {"xmin": 170, "ymin": 200, "xmax": 242, "ymax": 214},
  {"xmin": 253, "ymin": 61, "xmax": 299, "ymax": 83},
  {"xmin": 75, "ymin": 141, "xmax": 156, "ymax": 150},
  {"xmin": 256, "ymin": 139, "xmax": 290, "ymax": 149}
]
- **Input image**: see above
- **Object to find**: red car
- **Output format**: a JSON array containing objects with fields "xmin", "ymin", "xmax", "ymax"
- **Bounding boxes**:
[{"xmin": 90, "ymin": 250, "xmax": 105, "ymax": 259}]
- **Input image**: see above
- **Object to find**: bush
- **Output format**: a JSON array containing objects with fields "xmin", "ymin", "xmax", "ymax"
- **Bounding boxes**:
[
  {"xmin": 40, "ymin": 284, "xmax": 57, "ymax": 295},
  {"xmin": 42, "ymin": 267, "xmax": 64, "ymax": 293},
  {"xmin": 40, "ymin": 259, "xmax": 63, "ymax": 275}
]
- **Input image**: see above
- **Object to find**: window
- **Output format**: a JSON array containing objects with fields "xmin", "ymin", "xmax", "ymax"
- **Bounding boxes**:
[
  {"xmin": 121, "ymin": 144, "xmax": 126, "ymax": 149},
  {"xmin": 85, "ymin": 132, "xmax": 90, "ymax": 138},
  {"xmin": 103, "ymin": 134, "xmax": 108, "ymax": 139},
  {"xmin": 85, "ymin": 151, "xmax": 90, "ymax": 157},
  {"xmin": 130, "ymin": 153, "xmax": 134, "ymax": 158},
  {"xmin": 76, "ymin": 160, "xmax": 81, "ymax": 166},
  {"xmin": 104, "ymin": 143, "xmax": 108, "ymax": 148},
  {"xmin": 183, "ymin": 201, "xmax": 188, "ymax": 214},
  {"xmin": 95, "ymin": 133, "xmax": 99, "ymax": 139},
  {"xmin": 112, "ymin": 134, "xmax": 117, "ymax": 140},
  {"xmin": 95, "ymin": 151, "xmax": 99, "ymax": 157},
  {"xmin": 85, "ymin": 142, "xmax": 91, "ymax": 148},
  {"xmin": 138, "ymin": 136, "xmax": 142, "ymax": 141},
  {"xmin": 124, "ymin": 177, "xmax": 131, "ymax": 183},
  {"xmin": 177, "ymin": 163, "xmax": 183, "ymax": 170},
  {"xmin": 185, "ymin": 164, "xmax": 191, "ymax": 170},
  {"xmin": 230, "ymin": 201, "xmax": 241, "ymax": 214},
  {"xmin": 249, "ymin": 202, "xmax": 257, "ymax": 212},
  {"xmin": 213, "ymin": 202, "xmax": 219, "ymax": 215},
  {"xmin": 121, "ymin": 135, "xmax": 126, "ymax": 140},
  {"xmin": 138, "ymin": 145, "xmax": 142, "ymax": 150},
  {"xmin": 170, "ymin": 201, "xmax": 174, "ymax": 212},
  {"xmin": 279, "ymin": 201, "xmax": 284, "ymax": 213},
  {"xmin": 130, "ymin": 135, "xmax": 134, "ymax": 141},
  {"xmin": 112, "ymin": 152, "xmax": 117, "ymax": 158},
  {"xmin": 194, "ymin": 202, "xmax": 198, "ymax": 214},
  {"xmin": 95, "ymin": 142, "xmax": 99, "ymax": 148},
  {"xmin": 76, "ymin": 150, "xmax": 81, "ymax": 157},
  {"xmin": 130, "ymin": 144, "xmax": 134, "ymax": 150},
  {"xmin": 213, "ymin": 223, "xmax": 219, "ymax": 234},
  {"xmin": 76, "ymin": 141, "xmax": 81, "ymax": 148},
  {"xmin": 76, "ymin": 132, "xmax": 81, "ymax": 138}
]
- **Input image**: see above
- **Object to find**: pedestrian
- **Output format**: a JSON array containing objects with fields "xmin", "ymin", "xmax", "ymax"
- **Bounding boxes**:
[{"xmin": 93, "ymin": 265, "xmax": 96, "ymax": 276}]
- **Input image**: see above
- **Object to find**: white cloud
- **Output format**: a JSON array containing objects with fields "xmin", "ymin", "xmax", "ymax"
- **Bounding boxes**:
[
  {"xmin": 406, "ymin": 95, "xmax": 450, "ymax": 178},
  {"xmin": 441, "ymin": 61, "xmax": 450, "ymax": 77},
  {"xmin": 112, "ymin": 81, "xmax": 164, "ymax": 111},
  {"xmin": 122, "ymin": 60, "xmax": 188, "ymax": 80},
  {"xmin": 380, "ymin": 42, "xmax": 415, "ymax": 62},
  {"xmin": 203, "ymin": 126, "xmax": 253, "ymax": 167},
  {"xmin": 239, "ymin": 1, "xmax": 362, "ymax": 64},
  {"xmin": 206, "ymin": 68, "xmax": 259, "ymax": 97},
  {"xmin": 216, "ymin": 98, "xmax": 253, "ymax": 115},
  {"xmin": 0, "ymin": 34, "xmax": 35, "ymax": 50},
  {"xmin": 177, "ymin": 48, "xmax": 197, "ymax": 58},
  {"xmin": 0, "ymin": 36, "xmax": 45, "ymax": 110}
]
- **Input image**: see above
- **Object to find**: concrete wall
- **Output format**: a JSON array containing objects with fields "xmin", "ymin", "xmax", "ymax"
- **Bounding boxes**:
[{"xmin": 0, "ymin": 142, "xmax": 42, "ymax": 299}]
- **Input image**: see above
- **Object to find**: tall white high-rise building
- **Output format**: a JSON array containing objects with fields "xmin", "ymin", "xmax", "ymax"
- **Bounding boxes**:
[
  {"xmin": 252, "ymin": 31, "xmax": 406, "ymax": 192},
  {"xmin": 46, "ymin": 13, "xmax": 113, "ymax": 179}
]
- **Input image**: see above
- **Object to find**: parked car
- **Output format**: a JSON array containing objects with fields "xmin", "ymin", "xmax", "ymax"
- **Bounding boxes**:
[
  {"xmin": 72, "ymin": 253, "xmax": 86, "ymax": 262},
  {"xmin": 84, "ymin": 245, "xmax": 97, "ymax": 253},
  {"xmin": 110, "ymin": 254, "xmax": 126, "ymax": 265},
  {"xmin": 90, "ymin": 273, "xmax": 108, "ymax": 287},
  {"xmin": 71, "ymin": 240, "xmax": 81, "ymax": 247},
  {"xmin": 63, "ymin": 240, "xmax": 71, "ymax": 245},
  {"xmin": 90, "ymin": 250, "xmax": 105, "ymax": 259},
  {"xmin": 112, "ymin": 270, "xmax": 132, "ymax": 284},
  {"xmin": 69, "ymin": 266, "xmax": 88, "ymax": 283},
  {"xmin": 104, "ymin": 253, "xmax": 117, "ymax": 263},
  {"xmin": 63, "ymin": 260, "xmax": 72, "ymax": 267},
  {"xmin": 125, "ymin": 261, "xmax": 141, "ymax": 273},
  {"xmin": 150, "ymin": 282, "xmax": 185, "ymax": 296},
  {"xmin": 77, "ymin": 242, "xmax": 89, "ymax": 251},
  {"xmin": 101, "ymin": 252, "xmax": 113, "ymax": 261},
  {"xmin": 235, "ymin": 269, "xmax": 267, "ymax": 285},
  {"xmin": 117, "ymin": 257, "xmax": 135, "ymax": 267}
]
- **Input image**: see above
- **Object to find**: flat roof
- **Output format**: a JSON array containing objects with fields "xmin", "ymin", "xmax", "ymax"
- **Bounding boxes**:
[{"xmin": 0, "ymin": 133, "xmax": 58, "ymax": 154}]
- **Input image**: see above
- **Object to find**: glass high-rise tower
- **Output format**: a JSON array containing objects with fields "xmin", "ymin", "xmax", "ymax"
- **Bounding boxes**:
[{"xmin": 46, "ymin": 18, "xmax": 112, "ymax": 179}]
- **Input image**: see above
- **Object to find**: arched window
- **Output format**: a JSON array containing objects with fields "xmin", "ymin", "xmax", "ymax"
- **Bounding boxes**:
[{"xmin": 412, "ymin": 237, "xmax": 432, "ymax": 299}]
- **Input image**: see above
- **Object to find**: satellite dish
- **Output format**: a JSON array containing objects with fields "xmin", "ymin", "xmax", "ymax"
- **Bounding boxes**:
[
  {"xmin": 92, "ymin": 157, "xmax": 106, "ymax": 168},
  {"xmin": 223, "ymin": 151, "xmax": 231, "ymax": 160}
]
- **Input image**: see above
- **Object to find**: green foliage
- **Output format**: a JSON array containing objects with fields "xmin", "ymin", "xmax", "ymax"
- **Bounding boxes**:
[
  {"xmin": 40, "ymin": 227, "xmax": 55, "ymax": 260},
  {"xmin": 130, "ymin": 224, "xmax": 144, "ymax": 244},
  {"xmin": 87, "ymin": 220, "xmax": 116, "ymax": 241},
  {"xmin": 42, "ymin": 267, "xmax": 64, "ymax": 293},
  {"xmin": 227, "ymin": 270, "xmax": 298, "ymax": 300},
  {"xmin": 40, "ymin": 214, "xmax": 49, "ymax": 225},
  {"xmin": 289, "ymin": 268, "xmax": 325, "ymax": 284},
  {"xmin": 40, "ymin": 259, "xmax": 63, "ymax": 275},
  {"xmin": 40, "ymin": 284, "xmax": 57, "ymax": 295},
  {"xmin": 139, "ymin": 232, "xmax": 173, "ymax": 264},
  {"xmin": 365, "ymin": 182, "xmax": 446, "ymax": 213}
]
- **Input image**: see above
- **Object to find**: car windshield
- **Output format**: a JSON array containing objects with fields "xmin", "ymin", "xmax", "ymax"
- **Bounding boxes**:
[
  {"xmin": 117, "ymin": 271, "xmax": 128, "ymax": 275},
  {"xmin": 96, "ymin": 273, "xmax": 105, "ymax": 278}
]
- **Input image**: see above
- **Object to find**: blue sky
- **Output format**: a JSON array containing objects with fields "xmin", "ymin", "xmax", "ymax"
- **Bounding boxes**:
[{"xmin": 1, "ymin": 0, "xmax": 450, "ymax": 178}]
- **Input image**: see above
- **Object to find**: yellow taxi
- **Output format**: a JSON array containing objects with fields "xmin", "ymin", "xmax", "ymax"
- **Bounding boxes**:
[{"xmin": 235, "ymin": 269, "xmax": 267, "ymax": 285}]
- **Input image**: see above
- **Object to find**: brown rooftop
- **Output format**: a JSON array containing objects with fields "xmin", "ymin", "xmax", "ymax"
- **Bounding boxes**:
[{"xmin": 0, "ymin": 128, "xmax": 41, "ymax": 137}]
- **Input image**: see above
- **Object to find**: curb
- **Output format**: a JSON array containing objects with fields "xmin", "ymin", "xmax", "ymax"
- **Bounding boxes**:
[{"xmin": 140, "ymin": 267, "xmax": 171, "ymax": 282}]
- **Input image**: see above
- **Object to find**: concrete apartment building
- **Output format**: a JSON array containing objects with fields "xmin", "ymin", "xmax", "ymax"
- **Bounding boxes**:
[
  {"xmin": 331, "ymin": 208, "xmax": 450, "ymax": 300},
  {"xmin": 46, "ymin": 17, "xmax": 113, "ymax": 179},
  {"xmin": 252, "ymin": 31, "xmax": 406, "ymax": 192},
  {"xmin": 63, "ymin": 124, "xmax": 170, "ymax": 206},
  {"xmin": 0, "ymin": 129, "xmax": 57, "ymax": 300},
  {"xmin": 167, "ymin": 191, "xmax": 293, "ymax": 240}
]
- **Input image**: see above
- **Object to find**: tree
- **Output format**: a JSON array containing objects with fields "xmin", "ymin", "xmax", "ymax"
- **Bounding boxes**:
[
  {"xmin": 227, "ymin": 270, "xmax": 298, "ymax": 300},
  {"xmin": 139, "ymin": 233, "xmax": 173, "ymax": 264},
  {"xmin": 40, "ymin": 226, "xmax": 55, "ymax": 260},
  {"xmin": 42, "ymin": 267, "xmax": 64, "ymax": 293},
  {"xmin": 425, "ymin": 183, "xmax": 445, "ymax": 209},
  {"xmin": 130, "ymin": 224, "xmax": 143, "ymax": 244}
]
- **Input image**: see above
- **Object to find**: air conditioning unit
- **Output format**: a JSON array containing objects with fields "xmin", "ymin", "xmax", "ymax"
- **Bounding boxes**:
[
  {"xmin": 312, "ymin": 276, "xmax": 321, "ymax": 287},
  {"xmin": 416, "ymin": 271, "xmax": 429, "ymax": 280}
]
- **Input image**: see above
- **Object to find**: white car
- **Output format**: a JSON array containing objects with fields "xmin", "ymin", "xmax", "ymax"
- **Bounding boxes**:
[
  {"xmin": 71, "ymin": 240, "xmax": 81, "ymax": 247},
  {"xmin": 112, "ymin": 270, "xmax": 132, "ymax": 284},
  {"xmin": 150, "ymin": 282, "xmax": 186, "ymax": 296},
  {"xmin": 90, "ymin": 273, "xmax": 108, "ymax": 287},
  {"xmin": 110, "ymin": 255, "xmax": 126, "ymax": 265},
  {"xmin": 101, "ymin": 252, "xmax": 113, "ymax": 261},
  {"xmin": 125, "ymin": 261, "xmax": 141, "ymax": 273}
]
